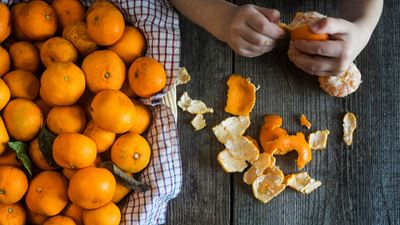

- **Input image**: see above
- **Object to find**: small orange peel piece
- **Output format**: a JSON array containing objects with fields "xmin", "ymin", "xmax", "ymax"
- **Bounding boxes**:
[
  {"xmin": 265, "ymin": 132, "xmax": 312, "ymax": 170},
  {"xmin": 252, "ymin": 166, "xmax": 286, "ymax": 203},
  {"xmin": 243, "ymin": 153, "xmax": 276, "ymax": 185},
  {"xmin": 212, "ymin": 116, "xmax": 250, "ymax": 144},
  {"xmin": 217, "ymin": 149, "xmax": 248, "ymax": 173},
  {"xmin": 300, "ymin": 114, "xmax": 312, "ymax": 129},
  {"xmin": 225, "ymin": 74, "xmax": 256, "ymax": 116},
  {"xmin": 308, "ymin": 130, "xmax": 330, "ymax": 150},
  {"xmin": 284, "ymin": 172, "xmax": 321, "ymax": 194},
  {"xmin": 343, "ymin": 112, "xmax": 357, "ymax": 146},
  {"xmin": 191, "ymin": 114, "xmax": 206, "ymax": 131},
  {"xmin": 259, "ymin": 115, "xmax": 288, "ymax": 153}
]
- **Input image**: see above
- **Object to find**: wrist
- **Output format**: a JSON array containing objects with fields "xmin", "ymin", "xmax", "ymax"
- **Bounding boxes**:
[{"xmin": 204, "ymin": 2, "xmax": 237, "ymax": 43}]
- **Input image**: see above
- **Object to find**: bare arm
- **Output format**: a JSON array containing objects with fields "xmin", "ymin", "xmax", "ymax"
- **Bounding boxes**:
[{"xmin": 170, "ymin": 0, "xmax": 284, "ymax": 57}]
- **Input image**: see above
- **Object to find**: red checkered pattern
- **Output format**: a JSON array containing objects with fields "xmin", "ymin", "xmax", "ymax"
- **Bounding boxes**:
[{"xmin": 2, "ymin": 0, "xmax": 182, "ymax": 224}]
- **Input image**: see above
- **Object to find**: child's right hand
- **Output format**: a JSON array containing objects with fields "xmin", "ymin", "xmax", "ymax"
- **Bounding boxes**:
[{"xmin": 223, "ymin": 4, "xmax": 285, "ymax": 57}]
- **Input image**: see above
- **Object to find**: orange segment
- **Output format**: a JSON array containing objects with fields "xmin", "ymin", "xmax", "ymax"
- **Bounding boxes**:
[{"xmin": 225, "ymin": 74, "xmax": 256, "ymax": 116}]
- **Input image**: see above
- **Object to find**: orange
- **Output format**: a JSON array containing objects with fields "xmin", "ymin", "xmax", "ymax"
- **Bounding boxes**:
[
  {"xmin": 43, "ymin": 215, "xmax": 77, "ymax": 225},
  {"xmin": 129, "ymin": 100, "xmax": 152, "ymax": 134},
  {"xmin": 87, "ymin": 1, "xmax": 117, "ymax": 15},
  {"xmin": 0, "ymin": 203, "xmax": 26, "ymax": 225},
  {"xmin": 111, "ymin": 133, "xmax": 151, "ymax": 173},
  {"xmin": 27, "ymin": 209, "xmax": 49, "ymax": 225},
  {"xmin": 0, "ymin": 78, "xmax": 10, "ymax": 110},
  {"xmin": 83, "ymin": 120, "xmax": 116, "ymax": 153},
  {"xmin": 290, "ymin": 25, "xmax": 329, "ymax": 41},
  {"xmin": 62, "ymin": 155, "xmax": 103, "ymax": 180},
  {"xmin": 0, "ymin": 46, "xmax": 10, "ymax": 77},
  {"xmin": 40, "ymin": 62, "xmax": 86, "ymax": 106},
  {"xmin": 0, "ymin": 117, "xmax": 9, "ymax": 155},
  {"xmin": 112, "ymin": 177, "xmax": 131, "ymax": 203},
  {"xmin": 82, "ymin": 50, "xmax": 125, "ymax": 93},
  {"xmin": 128, "ymin": 57, "xmax": 166, "ymax": 98},
  {"xmin": 3, "ymin": 98, "xmax": 43, "ymax": 141},
  {"xmin": 82, "ymin": 202, "xmax": 121, "ymax": 225},
  {"xmin": 0, "ymin": 3, "xmax": 11, "ymax": 43},
  {"xmin": 109, "ymin": 26, "xmax": 146, "ymax": 64},
  {"xmin": 86, "ymin": 4, "xmax": 125, "ymax": 46},
  {"xmin": 51, "ymin": 0, "xmax": 85, "ymax": 30},
  {"xmin": 11, "ymin": 3, "xmax": 29, "ymax": 41},
  {"xmin": 40, "ymin": 37, "xmax": 78, "ymax": 68},
  {"xmin": 90, "ymin": 90, "xmax": 136, "ymax": 133},
  {"xmin": 68, "ymin": 167, "xmax": 116, "ymax": 209},
  {"xmin": 46, "ymin": 105, "xmax": 87, "ymax": 134},
  {"xmin": 18, "ymin": 0, "xmax": 58, "ymax": 41},
  {"xmin": 63, "ymin": 22, "xmax": 98, "ymax": 56},
  {"xmin": 9, "ymin": 41, "xmax": 40, "ymax": 73},
  {"xmin": 26, "ymin": 171, "xmax": 69, "ymax": 216},
  {"xmin": 29, "ymin": 139, "xmax": 57, "ymax": 171},
  {"xmin": 3, "ymin": 70, "xmax": 40, "ymax": 100},
  {"xmin": 63, "ymin": 203, "xmax": 83, "ymax": 225},
  {"xmin": 35, "ymin": 98, "xmax": 52, "ymax": 118},
  {"xmin": 0, "ymin": 166, "xmax": 28, "ymax": 204},
  {"xmin": 53, "ymin": 133, "xmax": 97, "ymax": 169},
  {"xmin": 0, "ymin": 151, "xmax": 21, "ymax": 167}
]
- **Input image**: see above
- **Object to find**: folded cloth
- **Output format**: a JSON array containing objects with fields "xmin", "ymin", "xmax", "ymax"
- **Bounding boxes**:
[{"xmin": 2, "ymin": 0, "xmax": 183, "ymax": 224}]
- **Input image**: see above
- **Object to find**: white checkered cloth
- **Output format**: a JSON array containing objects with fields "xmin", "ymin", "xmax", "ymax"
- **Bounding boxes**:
[{"xmin": 2, "ymin": 0, "xmax": 182, "ymax": 224}]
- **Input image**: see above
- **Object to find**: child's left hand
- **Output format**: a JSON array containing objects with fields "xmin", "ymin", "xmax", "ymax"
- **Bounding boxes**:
[{"xmin": 289, "ymin": 17, "xmax": 371, "ymax": 76}]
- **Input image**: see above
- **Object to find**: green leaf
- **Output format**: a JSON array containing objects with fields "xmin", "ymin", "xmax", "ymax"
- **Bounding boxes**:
[
  {"xmin": 100, "ymin": 161, "xmax": 150, "ymax": 192},
  {"xmin": 37, "ymin": 127, "xmax": 57, "ymax": 167},
  {"xmin": 8, "ymin": 141, "xmax": 32, "ymax": 177}
]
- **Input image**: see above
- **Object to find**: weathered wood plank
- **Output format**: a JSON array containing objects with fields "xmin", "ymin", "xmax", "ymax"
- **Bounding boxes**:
[
  {"xmin": 166, "ymin": 11, "xmax": 233, "ymax": 225},
  {"xmin": 231, "ymin": 1, "xmax": 400, "ymax": 225}
]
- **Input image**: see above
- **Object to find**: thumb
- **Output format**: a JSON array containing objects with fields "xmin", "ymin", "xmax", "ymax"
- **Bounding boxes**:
[
  {"xmin": 310, "ymin": 17, "xmax": 352, "ymax": 34},
  {"xmin": 254, "ymin": 7, "xmax": 281, "ymax": 23}
]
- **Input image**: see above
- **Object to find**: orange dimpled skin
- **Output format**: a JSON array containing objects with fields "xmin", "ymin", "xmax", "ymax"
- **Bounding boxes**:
[
  {"xmin": 90, "ymin": 90, "xmax": 136, "ymax": 133},
  {"xmin": 0, "ymin": 3, "xmax": 11, "ymax": 43},
  {"xmin": 3, "ymin": 98, "xmax": 43, "ymax": 141},
  {"xmin": 29, "ymin": 139, "xmax": 57, "ymax": 171},
  {"xmin": 0, "ymin": 166, "xmax": 28, "ymax": 204},
  {"xmin": 290, "ymin": 25, "xmax": 329, "ymax": 41},
  {"xmin": 11, "ymin": 3, "xmax": 29, "ymax": 41},
  {"xmin": 3, "ymin": 70, "xmax": 40, "ymax": 100},
  {"xmin": 40, "ymin": 37, "xmax": 78, "ymax": 68},
  {"xmin": 25, "ymin": 171, "xmax": 69, "ymax": 216},
  {"xmin": 0, "ymin": 79, "xmax": 10, "ymax": 110},
  {"xmin": 43, "ymin": 215, "xmax": 77, "ymax": 225},
  {"xmin": 68, "ymin": 167, "xmax": 116, "ymax": 209},
  {"xmin": 86, "ymin": 4, "xmax": 125, "ymax": 46},
  {"xmin": 109, "ymin": 26, "xmax": 146, "ymax": 64},
  {"xmin": 63, "ymin": 203, "xmax": 83, "ymax": 225},
  {"xmin": 40, "ymin": 62, "xmax": 86, "ymax": 106},
  {"xmin": 0, "ymin": 46, "xmax": 10, "ymax": 77},
  {"xmin": 82, "ymin": 50, "xmax": 126, "ymax": 93},
  {"xmin": 224, "ymin": 74, "xmax": 256, "ymax": 116},
  {"xmin": 82, "ymin": 202, "xmax": 121, "ymax": 225},
  {"xmin": 18, "ymin": 1, "xmax": 58, "ymax": 41},
  {"xmin": 111, "ymin": 133, "xmax": 151, "ymax": 173},
  {"xmin": 129, "ymin": 99, "xmax": 152, "ymax": 134},
  {"xmin": 0, "ymin": 151, "xmax": 22, "ymax": 168},
  {"xmin": 0, "ymin": 203, "xmax": 26, "ymax": 225},
  {"xmin": 53, "ymin": 133, "xmax": 97, "ymax": 169},
  {"xmin": 46, "ymin": 105, "xmax": 87, "ymax": 134},
  {"xmin": 0, "ymin": 117, "xmax": 9, "ymax": 155},
  {"xmin": 128, "ymin": 57, "xmax": 166, "ymax": 98},
  {"xmin": 9, "ymin": 42, "xmax": 40, "ymax": 73},
  {"xmin": 62, "ymin": 22, "xmax": 98, "ymax": 56},
  {"xmin": 51, "ymin": 0, "xmax": 85, "ymax": 30},
  {"xmin": 27, "ymin": 209, "xmax": 49, "ymax": 225},
  {"xmin": 83, "ymin": 120, "xmax": 116, "ymax": 153}
]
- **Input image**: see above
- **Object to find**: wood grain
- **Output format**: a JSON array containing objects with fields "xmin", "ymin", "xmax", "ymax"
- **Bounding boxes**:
[{"xmin": 168, "ymin": 0, "xmax": 400, "ymax": 224}]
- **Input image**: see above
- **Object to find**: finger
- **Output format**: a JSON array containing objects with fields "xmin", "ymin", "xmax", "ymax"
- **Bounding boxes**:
[
  {"xmin": 293, "ymin": 39, "xmax": 345, "ymax": 57},
  {"xmin": 238, "ymin": 35, "xmax": 274, "ymax": 53},
  {"xmin": 246, "ymin": 11, "xmax": 285, "ymax": 39},
  {"xmin": 290, "ymin": 47, "xmax": 344, "ymax": 75},
  {"xmin": 241, "ymin": 25, "xmax": 276, "ymax": 46},
  {"xmin": 310, "ymin": 17, "xmax": 352, "ymax": 35},
  {"xmin": 254, "ymin": 7, "xmax": 280, "ymax": 23}
]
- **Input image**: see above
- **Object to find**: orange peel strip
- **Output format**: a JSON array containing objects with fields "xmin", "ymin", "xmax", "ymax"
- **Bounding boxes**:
[
  {"xmin": 259, "ymin": 115, "xmax": 288, "ymax": 153},
  {"xmin": 300, "ymin": 114, "xmax": 312, "ymax": 129},
  {"xmin": 264, "ymin": 132, "xmax": 312, "ymax": 170},
  {"xmin": 225, "ymin": 74, "xmax": 256, "ymax": 116}
]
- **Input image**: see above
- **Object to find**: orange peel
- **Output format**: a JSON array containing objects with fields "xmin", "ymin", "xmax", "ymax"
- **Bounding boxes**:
[
  {"xmin": 243, "ymin": 153, "xmax": 276, "ymax": 185},
  {"xmin": 308, "ymin": 130, "xmax": 330, "ymax": 150},
  {"xmin": 252, "ymin": 166, "xmax": 285, "ymax": 203},
  {"xmin": 343, "ymin": 112, "xmax": 357, "ymax": 146},
  {"xmin": 287, "ymin": 12, "xmax": 329, "ymax": 41},
  {"xmin": 225, "ymin": 74, "xmax": 256, "ymax": 116},
  {"xmin": 191, "ymin": 114, "xmax": 206, "ymax": 131},
  {"xmin": 264, "ymin": 132, "xmax": 312, "ymax": 170},
  {"xmin": 217, "ymin": 149, "xmax": 248, "ymax": 173},
  {"xmin": 259, "ymin": 115, "xmax": 288, "ymax": 154},
  {"xmin": 284, "ymin": 172, "xmax": 321, "ymax": 194},
  {"xmin": 300, "ymin": 114, "xmax": 312, "ymax": 129}
]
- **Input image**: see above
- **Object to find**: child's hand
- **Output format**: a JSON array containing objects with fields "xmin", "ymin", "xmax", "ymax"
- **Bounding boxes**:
[
  {"xmin": 289, "ymin": 17, "xmax": 370, "ymax": 76},
  {"xmin": 224, "ymin": 4, "xmax": 285, "ymax": 57}
]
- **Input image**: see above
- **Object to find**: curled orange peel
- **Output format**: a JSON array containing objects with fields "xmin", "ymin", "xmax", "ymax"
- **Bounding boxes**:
[
  {"xmin": 259, "ymin": 115, "xmax": 288, "ymax": 153},
  {"xmin": 264, "ymin": 132, "xmax": 312, "ymax": 170},
  {"xmin": 225, "ymin": 74, "xmax": 256, "ymax": 116},
  {"xmin": 300, "ymin": 114, "xmax": 312, "ymax": 129}
]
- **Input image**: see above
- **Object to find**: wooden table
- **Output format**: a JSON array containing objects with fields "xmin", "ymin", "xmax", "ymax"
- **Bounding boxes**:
[{"xmin": 167, "ymin": 1, "xmax": 400, "ymax": 224}]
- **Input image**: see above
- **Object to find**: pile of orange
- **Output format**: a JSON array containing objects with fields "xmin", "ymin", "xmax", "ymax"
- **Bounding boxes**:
[{"xmin": 0, "ymin": 0, "xmax": 165, "ymax": 224}]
